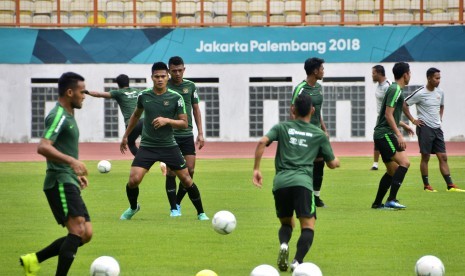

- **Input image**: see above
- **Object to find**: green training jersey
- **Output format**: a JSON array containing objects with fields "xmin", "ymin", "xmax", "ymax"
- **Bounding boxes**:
[
  {"xmin": 373, "ymin": 82, "xmax": 404, "ymax": 139},
  {"xmin": 110, "ymin": 87, "xmax": 143, "ymax": 125},
  {"xmin": 266, "ymin": 120, "xmax": 335, "ymax": 192},
  {"xmin": 137, "ymin": 88, "xmax": 186, "ymax": 147},
  {"xmin": 168, "ymin": 79, "xmax": 199, "ymax": 137},
  {"xmin": 291, "ymin": 81, "xmax": 324, "ymax": 128},
  {"xmin": 42, "ymin": 103, "xmax": 80, "ymax": 190}
]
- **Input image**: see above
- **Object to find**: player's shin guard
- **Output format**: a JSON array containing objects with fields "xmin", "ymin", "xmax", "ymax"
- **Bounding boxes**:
[
  {"xmin": 126, "ymin": 184, "xmax": 139, "ymax": 210},
  {"xmin": 294, "ymin": 228, "xmax": 314, "ymax": 264},
  {"xmin": 279, "ymin": 224, "xmax": 293, "ymax": 245},
  {"xmin": 373, "ymin": 173, "xmax": 392, "ymax": 205},
  {"xmin": 388, "ymin": 166, "xmax": 408, "ymax": 201},
  {"xmin": 186, "ymin": 183, "xmax": 204, "ymax": 214},
  {"xmin": 165, "ymin": 176, "xmax": 177, "ymax": 210},
  {"xmin": 313, "ymin": 161, "xmax": 325, "ymax": 192},
  {"xmin": 176, "ymin": 183, "xmax": 187, "ymax": 205},
  {"xmin": 56, "ymin": 234, "xmax": 81, "ymax": 276}
]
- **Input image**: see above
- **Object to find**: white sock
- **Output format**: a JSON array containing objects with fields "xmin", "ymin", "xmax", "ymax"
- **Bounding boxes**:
[
  {"xmin": 372, "ymin": 162, "xmax": 378, "ymax": 168},
  {"xmin": 314, "ymin": 191, "xmax": 320, "ymax": 197}
]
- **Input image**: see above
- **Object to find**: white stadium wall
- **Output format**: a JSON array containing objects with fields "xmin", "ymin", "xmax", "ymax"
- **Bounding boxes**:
[{"xmin": 1, "ymin": 62, "xmax": 465, "ymax": 143}]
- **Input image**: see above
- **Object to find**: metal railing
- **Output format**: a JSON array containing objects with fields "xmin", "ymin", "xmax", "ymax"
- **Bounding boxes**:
[{"xmin": 0, "ymin": 0, "xmax": 463, "ymax": 28}]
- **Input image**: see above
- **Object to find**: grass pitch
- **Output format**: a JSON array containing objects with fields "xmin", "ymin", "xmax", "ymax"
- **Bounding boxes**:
[{"xmin": 1, "ymin": 156, "xmax": 464, "ymax": 275}]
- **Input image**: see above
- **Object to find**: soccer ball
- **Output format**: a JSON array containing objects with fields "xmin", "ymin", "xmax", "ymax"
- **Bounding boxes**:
[
  {"xmin": 415, "ymin": 255, "xmax": 445, "ymax": 276},
  {"xmin": 196, "ymin": 269, "xmax": 218, "ymax": 276},
  {"xmin": 292, "ymin": 262, "xmax": 323, "ymax": 276},
  {"xmin": 90, "ymin": 256, "xmax": 120, "ymax": 276},
  {"xmin": 212, "ymin": 210, "xmax": 236, "ymax": 235},
  {"xmin": 250, "ymin": 264, "xmax": 280, "ymax": 276},
  {"xmin": 97, "ymin": 160, "xmax": 111, "ymax": 173}
]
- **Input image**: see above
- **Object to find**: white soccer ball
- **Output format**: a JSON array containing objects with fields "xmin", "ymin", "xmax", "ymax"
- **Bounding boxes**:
[
  {"xmin": 212, "ymin": 210, "xmax": 236, "ymax": 235},
  {"xmin": 292, "ymin": 262, "xmax": 323, "ymax": 276},
  {"xmin": 97, "ymin": 160, "xmax": 111, "ymax": 173},
  {"xmin": 250, "ymin": 264, "xmax": 280, "ymax": 276},
  {"xmin": 415, "ymin": 255, "xmax": 445, "ymax": 276},
  {"xmin": 90, "ymin": 256, "xmax": 120, "ymax": 276},
  {"xmin": 196, "ymin": 269, "xmax": 218, "ymax": 276}
]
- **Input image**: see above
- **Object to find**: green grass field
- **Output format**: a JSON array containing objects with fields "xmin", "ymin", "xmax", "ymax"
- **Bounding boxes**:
[{"xmin": 2, "ymin": 156, "xmax": 464, "ymax": 275}]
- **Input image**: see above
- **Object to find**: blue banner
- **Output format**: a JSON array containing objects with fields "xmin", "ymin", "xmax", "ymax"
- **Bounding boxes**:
[{"xmin": 0, "ymin": 26, "xmax": 464, "ymax": 64}]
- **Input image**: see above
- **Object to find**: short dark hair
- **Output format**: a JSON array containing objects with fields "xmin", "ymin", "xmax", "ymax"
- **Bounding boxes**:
[
  {"xmin": 304, "ymin": 57, "xmax": 324, "ymax": 75},
  {"xmin": 392, "ymin": 62, "xmax": 410, "ymax": 80},
  {"xmin": 151, "ymin": 62, "xmax": 169, "ymax": 73},
  {"xmin": 115, "ymin": 74, "xmax": 129, "ymax": 88},
  {"xmin": 294, "ymin": 93, "xmax": 313, "ymax": 117},
  {"xmin": 372, "ymin": 65, "xmax": 385, "ymax": 76},
  {"xmin": 58, "ymin": 72, "xmax": 84, "ymax": 97},
  {"xmin": 168, "ymin": 56, "xmax": 184, "ymax": 66},
  {"xmin": 426, "ymin": 67, "xmax": 440, "ymax": 78}
]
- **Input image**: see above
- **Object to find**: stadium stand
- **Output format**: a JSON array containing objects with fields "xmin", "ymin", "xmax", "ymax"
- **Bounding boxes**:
[{"xmin": 1, "ymin": 0, "xmax": 464, "ymax": 27}]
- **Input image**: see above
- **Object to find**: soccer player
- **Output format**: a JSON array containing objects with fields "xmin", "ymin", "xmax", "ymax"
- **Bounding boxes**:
[
  {"xmin": 290, "ymin": 57, "xmax": 329, "ymax": 207},
  {"xmin": 86, "ymin": 74, "xmax": 143, "ymax": 156},
  {"xmin": 403, "ymin": 67, "xmax": 465, "ymax": 192},
  {"xmin": 20, "ymin": 72, "xmax": 93, "ymax": 276},
  {"xmin": 371, "ymin": 65, "xmax": 391, "ymax": 170},
  {"xmin": 163, "ymin": 56, "xmax": 205, "ymax": 217},
  {"xmin": 253, "ymin": 93, "xmax": 340, "ymax": 272},
  {"xmin": 371, "ymin": 62, "xmax": 415, "ymax": 210},
  {"xmin": 119, "ymin": 62, "xmax": 208, "ymax": 221}
]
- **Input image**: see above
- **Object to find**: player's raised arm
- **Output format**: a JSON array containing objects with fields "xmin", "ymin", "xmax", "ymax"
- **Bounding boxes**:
[{"xmin": 85, "ymin": 90, "xmax": 112, "ymax": 98}]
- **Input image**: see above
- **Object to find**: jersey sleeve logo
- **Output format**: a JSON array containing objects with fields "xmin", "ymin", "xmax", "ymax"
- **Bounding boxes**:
[{"xmin": 177, "ymin": 99, "xmax": 184, "ymax": 107}]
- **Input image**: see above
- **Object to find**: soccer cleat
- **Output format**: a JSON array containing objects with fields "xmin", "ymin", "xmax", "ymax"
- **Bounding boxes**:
[
  {"xmin": 290, "ymin": 259, "xmax": 300, "ymax": 272},
  {"xmin": 424, "ymin": 185, "xmax": 437, "ymax": 192},
  {"xmin": 197, "ymin": 213, "xmax": 209, "ymax": 221},
  {"xmin": 19, "ymin": 253, "xmax": 40, "ymax": 276},
  {"xmin": 314, "ymin": 196, "xmax": 326, "ymax": 208},
  {"xmin": 447, "ymin": 184, "xmax": 465, "ymax": 192},
  {"xmin": 371, "ymin": 203, "xmax": 394, "ymax": 210},
  {"xmin": 371, "ymin": 166, "xmax": 378, "ymax": 170},
  {"xmin": 120, "ymin": 204, "xmax": 140, "ymax": 220},
  {"xmin": 277, "ymin": 243, "xmax": 289, "ymax": 272},
  {"xmin": 384, "ymin": 200, "xmax": 406, "ymax": 209},
  {"xmin": 170, "ymin": 209, "xmax": 181, "ymax": 217},
  {"xmin": 176, "ymin": 204, "xmax": 182, "ymax": 215}
]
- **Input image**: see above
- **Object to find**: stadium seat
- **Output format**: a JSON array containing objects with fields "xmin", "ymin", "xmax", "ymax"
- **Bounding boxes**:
[
  {"xmin": 285, "ymin": 12, "xmax": 302, "ymax": 23},
  {"xmin": 322, "ymin": 13, "xmax": 340, "ymax": 22},
  {"xmin": 306, "ymin": 0, "xmax": 321, "ymax": 14},
  {"xmin": 428, "ymin": 0, "xmax": 446, "ymax": 14},
  {"xmin": 284, "ymin": 0, "xmax": 301, "ymax": 13},
  {"xmin": 249, "ymin": 13, "xmax": 267, "ymax": 23},
  {"xmin": 451, "ymin": 12, "xmax": 465, "ymax": 21},
  {"xmin": 232, "ymin": 12, "xmax": 248, "ymax": 23},
  {"xmin": 197, "ymin": 0, "xmax": 214, "ymax": 14},
  {"xmin": 0, "ymin": 0, "xmax": 15, "ymax": 13},
  {"xmin": 232, "ymin": 0, "xmax": 248, "ymax": 13},
  {"xmin": 381, "ymin": 12, "xmax": 395, "ymax": 23},
  {"xmin": 342, "ymin": 0, "xmax": 357, "ymax": 13},
  {"xmin": 356, "ymin": 0, "xmax": 375, "ymax": 15},
  {"xmin": 212, "ymin": 1, "xmax": 227, "ymax": 16},
  {"xmin": 305, "ymin": 14, "xmax": 322, "ymax": 23},
  {"xmin": 344, "ymin": 13, "xmax": 359, "ymax": 22},
  {"xmin": 34, "ymin": 0, "xmax": 53, "ymax": 15},
  {"xmin": 392, "ymin": 0, "xmax": 410, "ymax": 14},
  {"xmin": 178, "ymin": 1, "xmax": 196, "ymax": 16},
  {"xmin": 106, "ymin": 0, "xmax": 124, "ymax": 23},
  {"xmin": 374, "ymin": 0, "xmax": 394, "ymax": 14},
  {"xmin": 358, "ymin": 13, "xmax": 377, "ymax": 22},
  {"xmin": 88, "ymin": 0, "xmax": 106, "ymax": 12},
  {"xmin": 447, "ymin": 0, "xmax": 461, "ymax": 13},
  {"xmin": 51, "ymin": 14, "xmax": 69, "ymax": 24},
  {"xmin": 19, "ymin": 12, "xmax": 33, "ymax": 23},
  {"xmin": 196, "ymin": 12, "xmax": 213, "ymax": 23},
  {"xmin": 431, "ymin": 11, "xmax": 451, "ymax": 22},
  {"xmin": 320, "ymin": 0, "xmax": 340, "ymax": 15},
  {"xmin": 33, "ymin": 14, "xmax": 51, "ymax": 23},
  {"xmin": 270, "ymin": 14, "xmax": 285, "ymax": 22},
  {"xmin": 0, "ymin": 12, "xmax": 14, "ymax": 23},
  {"xmin": 212, "ymin": 15, "xmax": 227, "ymax": 23},
  {"xmin": 69, "ymin": 13, "xmax": 87, "ymax": 24},
  {"xmin": 178, "ymin": 15, "xmax": 196, "ymax": 23},
  {"xmin": 394, "ymin": 12, "xmax": 414, "ymax": 23},
  {"xmin": 413, "ymin": 11, "xmax": 432, "ymax": 21},
  {"xmin": 160, "ymin": 14, "xmax": 176, "ymax": 24},
  {"xmin": 160, "ymin": 0, "xmax": 172, "ymax": 13},
  {"xmin": 124, "ymin": 0, "xmax": 142, "ymax": 14},
  {"xmin": 141, "ymin": 12, "xmax": 160, "ymax": 23},
  {"xmin": 249, "ymin": 0, "xmax": 266, "ymax": 14},
  {"xmin": 270, "ymin": 0, "xmax": 285, "ymax": 15},
  {"xmin": 52, "ymin": 0, "xmax": 70, "ymax": 18}
]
